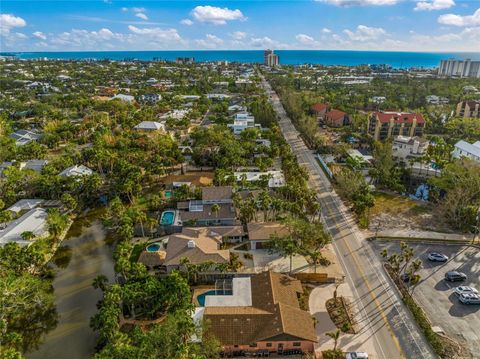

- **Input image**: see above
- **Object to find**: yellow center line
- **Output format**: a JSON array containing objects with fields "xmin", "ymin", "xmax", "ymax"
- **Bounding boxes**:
[{"xmin": 322, "ymin": 195, "xmax": 406, "ymax": 358}]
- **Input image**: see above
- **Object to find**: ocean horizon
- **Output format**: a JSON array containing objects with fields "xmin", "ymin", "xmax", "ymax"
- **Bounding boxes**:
[{"xmin": 2, "ymin": 50, "xmax": 480, "ymax": 68}]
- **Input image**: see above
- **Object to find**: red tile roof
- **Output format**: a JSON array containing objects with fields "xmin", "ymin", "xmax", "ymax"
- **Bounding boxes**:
[
  {"xmin": 311, "ymin": 103, "xmax": 328, "ymax": 113},
  {"xmin": 325, "ymin": 109, "xmax": 347, "ymax": 121},
  {"xmin": 373, "ymin": 111, "xmax": 425, "ymax": 124}
]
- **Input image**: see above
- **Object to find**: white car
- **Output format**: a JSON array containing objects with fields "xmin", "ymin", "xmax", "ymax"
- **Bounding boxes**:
[
  {"xmin": 346, "ymin": 352, "xmax": 369, "ymax": 359},
  {"xmin": 427, "ymin": 252, "xmax": 449, "ymax": 262},
  {"xmin": 459, "ymin": 293, "xmax": 480, "ymax": 305},
  {"xmin": 454, "ymin": 286, "xmax": 478, "ymax": 296}
]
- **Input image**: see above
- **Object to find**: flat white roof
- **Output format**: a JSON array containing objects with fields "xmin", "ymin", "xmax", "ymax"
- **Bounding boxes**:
[
  {"xmin": 0, "ymin": 208, "xmax": 48, "ymax": 246},
  {"xmin": 205, "ymin": 277, "xmax": 252, "ymax": 307}
]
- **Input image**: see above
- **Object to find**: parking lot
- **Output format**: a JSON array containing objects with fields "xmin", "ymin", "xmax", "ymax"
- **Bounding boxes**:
[{"xmin": 372, "ymin": 241, "xmax": 480, "ymax": 358}]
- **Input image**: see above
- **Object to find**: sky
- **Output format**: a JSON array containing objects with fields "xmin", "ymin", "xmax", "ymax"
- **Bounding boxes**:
[{"xmin": 1, "ymin": 0, "xmax": 479, "ymax": 52}]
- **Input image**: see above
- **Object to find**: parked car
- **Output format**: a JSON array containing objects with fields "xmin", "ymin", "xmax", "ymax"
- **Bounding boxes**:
[
  {"xmin": 445, "ymin": 271, "xmax": 467, "ymax": 282},
  {"xmin": 346, "ymin": 353, "xmax": 369, "ymax": 359},
  {"xmin": 427, "ymin": 252, "xmax": 448, "ymax": 262},
  {"xmin": 459, "ymin": 293, "xmax": 480, "ymax": 305},
  {"xmin": 400, "ymin": 273, "xmax": 411, "ymax": 282},
  {"xmin": 454, "ymin": 286, "xmax": 478, "ymax": 296}
]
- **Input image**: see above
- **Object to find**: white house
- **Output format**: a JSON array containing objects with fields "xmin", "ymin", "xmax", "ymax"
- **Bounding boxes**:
[
  {"xmin": 452, "ymin": 140, "xmax": 480, "ymax": 163},
  {"xmin": 227, "ymin": 113, "xmax": 260, "ymax": 135},
  {"xmin": 59, "ymin": 165, "xmax": 94, "ymax": 177},
  {"xmin": 110, "ymin": 94, "xmax": 135, "ymax": 102},
  {"xmin": 10, "ymin": 130, "xmax": 41, "ymax": 146},
  {"xmin": 233, "ymin": 170, "xmax": 285, "ymax": 188},
  {"xmin": 392, "ymin": 136, "xmax": 429, "ymax": 162},
  {"xmin": 134, "ymin": 121, "xmax": 165, "ymax": 132},
  {"xmin": 0, "ymin": 208, "xmax": 49, "ymax": 246},
  {"xmin": 425, "ymin": 95, "xmax": 449, "ymax": 105}
]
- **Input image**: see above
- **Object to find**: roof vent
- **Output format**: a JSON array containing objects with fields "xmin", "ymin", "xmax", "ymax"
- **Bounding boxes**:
[{"xmin": 187, "ymin": 240, "xmax": 196, "ymax": 248}]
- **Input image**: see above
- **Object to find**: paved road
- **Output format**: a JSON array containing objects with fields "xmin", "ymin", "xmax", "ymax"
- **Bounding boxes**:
[{"xmin": 260, "ymin": 75, "xmax": 436, "ymax": 359}]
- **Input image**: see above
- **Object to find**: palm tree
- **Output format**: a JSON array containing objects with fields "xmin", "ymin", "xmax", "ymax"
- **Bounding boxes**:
[
  {"xmin": 326, "ymin": 329, "xmax": 341, "ymax": 352},
  {"xmin": 211, "ymin": 203, "xmax": 220, "ymax": 222},
  {"xmin": 21, "ymin": 231, "xmax": 36, "ymax": 241}
]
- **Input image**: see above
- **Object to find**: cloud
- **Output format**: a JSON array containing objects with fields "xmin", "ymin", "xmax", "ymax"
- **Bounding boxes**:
[
  {"xmin": 135, "ymin": 13, "xmax": 148, "ymax": 21},
  {"xmin": 121, "ymin": 7, "xmax": 128, "ymax": 12},
  {"xmin": 295, "ymin": 33, "xmax": 321, "ymax": 47},
  {"xmin": 343, "ymin": 25, "xmax": 386, "ymax": 41},
  {"xmin": 414, "ymin": 0, "xmax": 455, "ymax": 11},
  {"xmin": 191, "ymin": 6, "xmax": 246, "ymax": 25},
  {"xmin": 127, "ymin": 25, "xmax": 182, "ymax": 42},
  {"xmin": 32, "ymin": 31, "xmax": 47, "ymax": 40},
  {"xmin": 195, "ymin": 34, "xmax": 224, "ymax": 48},
  {"xmin": 322, "ymin": 28, "xmax": 332, "ymax": 33},
  {"xmin": 316, "ymin": 0, "xmax": 398, "ymax": 6},
  {"xmin": 230, "ymin": 31, "xmax": 246, "ymax": 40},
  {"xmin": 438, "ymin": 8, "xmax": 480, "ymax": 26},
  {"xmin": 180, "ymin": 19, "xmax": 193, "ymax": 26},
  {"xmin": 0, "ymin": 14, "xmax": 27, "ymax": 35}
]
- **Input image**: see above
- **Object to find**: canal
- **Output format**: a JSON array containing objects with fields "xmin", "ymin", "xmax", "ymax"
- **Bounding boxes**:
[{"xmin": 28, "ymin": 214, "xmax": 115, "ymax": 359}]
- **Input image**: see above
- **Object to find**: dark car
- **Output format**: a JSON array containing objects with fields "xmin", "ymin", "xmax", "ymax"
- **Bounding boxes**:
[{"xmin": 445, "ymin": 271, "xmax": 467, "ymax": 282}]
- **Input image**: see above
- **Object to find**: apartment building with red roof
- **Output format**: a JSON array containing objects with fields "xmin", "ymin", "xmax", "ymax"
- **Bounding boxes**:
[{"xmin": 368, "ymin": 111, "xmax": 425, "ymax": 141}]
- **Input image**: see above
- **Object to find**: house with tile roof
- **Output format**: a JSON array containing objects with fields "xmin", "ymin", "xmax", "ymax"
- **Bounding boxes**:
[
  {"xmin": 247, "ymin": 222, "xmax": 289, "ymax": 250},
  {"xmin": 196, "ymin": 271, "xmax": 316, "ymax": 356},
  {"xmin": 164, "ymin": 227, "xmax": 230, "ymax": 272},
  {"xmin": 368, "ymin": 111, "xmax": 425, "ymax": 141},
  {"xmin": 311, "ymin": 103, "xmax": 350, "ymax": 127}
]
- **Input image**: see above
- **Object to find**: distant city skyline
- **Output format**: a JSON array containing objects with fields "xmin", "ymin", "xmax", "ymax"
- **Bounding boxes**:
[{"xmin": 1, "ymin": 1, "xmax": 480, "ymax": 52}]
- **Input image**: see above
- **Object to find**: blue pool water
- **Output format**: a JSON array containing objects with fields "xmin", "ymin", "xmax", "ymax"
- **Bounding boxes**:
[
  {"xmin": 197, "ymin": 290, "xmax": 232, "ymax": 307},
  {"xmin": 164, "ymin": 191, "xmax": 173, "ymax": 198},
  {"xmin": 160, "ymin": 211, "xmax": 175, "ymax": 225},
  {"xmin": 146, "ymin": 243, "xmax": 161, "ymax": 252}
]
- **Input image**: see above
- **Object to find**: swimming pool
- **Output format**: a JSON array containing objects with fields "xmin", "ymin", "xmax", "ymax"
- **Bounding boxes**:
[
  {"xmin": 164, "ymin": 191, "xmax": 173, "ymax": 198},
  {"xmin": 146, "ymin": 243, "xmax": 161, "ymax": 252},
  {"xmin": 160, "ymin": 210, "xmax": 175, "ymax": 225},
  {"xmin": 197, "ymin": 290, "xmax": 233, "ymax": 307}
]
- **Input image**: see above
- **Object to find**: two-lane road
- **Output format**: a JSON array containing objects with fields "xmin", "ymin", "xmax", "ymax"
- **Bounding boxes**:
[{"xmin": 261, "ymin": 75, "xmax": 436, "ymax": 359}]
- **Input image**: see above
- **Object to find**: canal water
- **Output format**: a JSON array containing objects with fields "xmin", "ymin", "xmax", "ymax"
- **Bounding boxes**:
[{"xmin": 28, "ymin": 215, "xmax": 115, "ymax": 359}]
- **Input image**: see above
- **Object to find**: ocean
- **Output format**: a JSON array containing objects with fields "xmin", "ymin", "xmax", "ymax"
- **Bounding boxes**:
[{"xmin": 3, "ymin": 50, "xmax": 480, "ymax": 69}]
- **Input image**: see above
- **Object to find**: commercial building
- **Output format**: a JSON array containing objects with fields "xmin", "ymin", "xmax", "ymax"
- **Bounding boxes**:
[
  {"xmin": 438, "ymin": 59, "xmax": 480, "ymax": 78},
  {"xmin": 196, "ymin": 271, "xmax": 317, "ymax": 356},
  {"xmin": 456, "ymin": 101, "xmax": 480, "ymax": 119},
  {"xmin": 264, "ymin": 49, "xmax": 279, "ymax": 67},
  {"xmin": 452, "ymin": 140, "xmax": 480, "ymax": 163},
  {"xmin": 367, "ymin": 111, "xmax": 425, "ymax": 141}
]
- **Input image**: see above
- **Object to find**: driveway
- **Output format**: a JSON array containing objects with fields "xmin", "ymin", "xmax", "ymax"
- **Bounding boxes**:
[{"xmin": 372, "ymin": 241, "xmax": 480, "ymax": 358}]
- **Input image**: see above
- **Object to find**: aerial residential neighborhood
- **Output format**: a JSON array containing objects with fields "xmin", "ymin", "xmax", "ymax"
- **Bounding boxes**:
[{"xmin": 1, "ymin": 2, "xmax": 480, "ymax": 359}]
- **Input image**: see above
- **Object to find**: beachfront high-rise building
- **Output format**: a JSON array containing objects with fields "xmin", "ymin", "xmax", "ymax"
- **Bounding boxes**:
[
  {"xmin": 438, "ymin": 59, "xmax": 480, "ymax": 78},
  {"xmin": 264, "ymin": 49, "xmax": 279, "ymax": 67}
]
